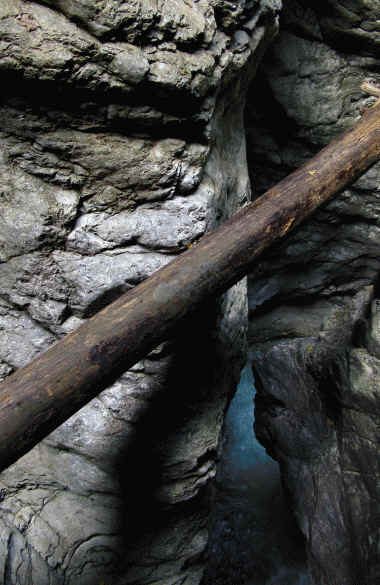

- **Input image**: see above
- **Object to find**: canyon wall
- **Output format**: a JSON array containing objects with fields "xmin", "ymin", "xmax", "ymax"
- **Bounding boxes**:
[
  {"xmin": 247, "ymin": 2, "xmax": 380, "ymax": 584},
  {"xmin": 0, "ymin": 1, "xmax": 281, "ymax": 583},
  {"xmin": 1, "ymin": 1, "xmax": 380, "ymax": 584}
]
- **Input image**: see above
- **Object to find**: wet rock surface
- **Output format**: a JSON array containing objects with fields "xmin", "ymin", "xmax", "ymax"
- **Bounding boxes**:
[
  {"xmin": 2, "ymin": 1, "xmax": 380, "ymax": 584},
  {"xmin": 0, "ymin": 1, "xmax": 282, "ymax": 584},
  {"xmin": 247, "ymin": 2, "xmax": 380, "ymax": 584}
]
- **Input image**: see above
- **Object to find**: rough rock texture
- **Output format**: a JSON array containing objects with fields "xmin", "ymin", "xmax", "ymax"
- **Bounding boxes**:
[
  {"xmin": 0, "ymin": 1, "xmax": 282, "ymax": 584},
  {"xmin": 247, "ymin": 2, "xmax": 380, "ymax": 584},
  {"xmin": 4, "ymin": 1, "xmax": 380, "ymax": 583}
]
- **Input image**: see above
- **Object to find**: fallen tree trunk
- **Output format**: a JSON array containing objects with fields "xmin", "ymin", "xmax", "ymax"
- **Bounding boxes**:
[{"xmin": 1, "ymin": 98, "xmax": 380, "ymax": 473}]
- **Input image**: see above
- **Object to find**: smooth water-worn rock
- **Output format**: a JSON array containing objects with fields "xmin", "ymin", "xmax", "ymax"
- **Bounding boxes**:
[
  {"xmin": 0, "ymin": 1, "xmax": 282, "ymax": 584},
  {"xmin": 247, "ymin": 2, "xmax": 380, "ymax": 584}
]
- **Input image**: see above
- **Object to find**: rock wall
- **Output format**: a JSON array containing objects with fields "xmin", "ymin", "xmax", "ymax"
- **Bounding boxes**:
[
  {"xmin": 247, "ymin": 2, "xmax": 380, "ymax": 584},
  {"xmin": 0, "ymin": 1, "xmax": 281, "ymax": 584},
  {"xmin": 2, "ymin": 1, "xmax": 380, "ymax": 584}
]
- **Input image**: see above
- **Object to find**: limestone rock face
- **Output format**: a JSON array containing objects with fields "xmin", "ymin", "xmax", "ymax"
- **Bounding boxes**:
[
  {"xmin": 247, "ymin": 2, "xmax": 380, "ymax": 584},
  {"xmin": 0, "ymin": 1, "xmax": 281, "ymax": 584}
]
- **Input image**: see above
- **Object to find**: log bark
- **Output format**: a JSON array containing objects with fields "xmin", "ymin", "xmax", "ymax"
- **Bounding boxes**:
[{"xmin": 1, "ymin": 102, "xmax": 380, "ymax": 473}]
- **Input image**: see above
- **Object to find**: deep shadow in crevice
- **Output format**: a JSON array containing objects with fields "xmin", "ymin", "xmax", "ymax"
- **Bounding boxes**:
[
  {"xmin": 0, "ymin": 72, "xmax": 208, "ymax": 143},
  {"xmin": 202, "ymin": 365, "xmax": 311, "ymax": 585},
  {"xmin": 245, "ymin": 68, "xmax": 295, "ymax": 148},
  {"xmin": 110, "ymin": 299, "xmax": 228, "ymax": 580}
]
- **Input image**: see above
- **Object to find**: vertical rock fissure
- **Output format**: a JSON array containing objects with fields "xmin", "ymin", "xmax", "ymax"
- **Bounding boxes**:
[
  {"xmin": 1, "ymin": 2, "xmax": 380, "ymax": 584},
  {"xmin": 203, "ymin": 364, "xmax": 311, "ymax": 585}
]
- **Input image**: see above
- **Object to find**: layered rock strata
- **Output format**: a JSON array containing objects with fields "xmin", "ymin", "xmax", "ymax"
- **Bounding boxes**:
[{"xmin": 0, "ymin": 1, "xmax": 281, "ymax": 584}]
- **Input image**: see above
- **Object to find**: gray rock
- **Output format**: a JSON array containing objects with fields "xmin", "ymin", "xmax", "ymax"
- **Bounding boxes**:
[
  {"xmin": 40, "ymin": 0, "xmax": 214, "ymax": 47},
  {"xmin": 0, "ymin": 298, "xmax": 55, "ymax": 369},
  {"xmin": 247, "ymin": 4, "xmax": 380, "ymax": 583},
  {"xmin": 52, "ymin": 248, "xmax": 173, "ymax": 314},
  {"xmin": 0, "ymin": 1, "xmax": 149, "ymax": 93},
  {"xmin": 365, "ymin": 299, "xmax": 380, "ymax": 360},
  {"xmin": 68, "ymin": 193, "xmax": 213, "ymax": 255},
  {"xmin": 0, "ymin": 1, "xmax": 282, "ymax": 583},
  {"xmin": 0, "ymin": 138, "xmax": 79, "ymax": 262},
  {"xmin": 251, "ymin": 287, "xmax": 380, "ymax": 585}
]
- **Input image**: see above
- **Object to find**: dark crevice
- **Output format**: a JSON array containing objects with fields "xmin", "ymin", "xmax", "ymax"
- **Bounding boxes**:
[{"xmin": 0, "ymin": 73, "xmax": 209, "ymax": 143}]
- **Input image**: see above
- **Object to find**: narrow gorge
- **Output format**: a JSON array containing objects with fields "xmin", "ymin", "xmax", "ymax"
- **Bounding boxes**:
[{"xmin": 0, "ymin": 2, "xmax": 379, "ymax": 584}]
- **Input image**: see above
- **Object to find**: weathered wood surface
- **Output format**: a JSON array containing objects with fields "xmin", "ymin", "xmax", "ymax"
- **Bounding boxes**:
[{"xmin": 1, "ymin": 100, "xmax": 380, "ymax": 473}]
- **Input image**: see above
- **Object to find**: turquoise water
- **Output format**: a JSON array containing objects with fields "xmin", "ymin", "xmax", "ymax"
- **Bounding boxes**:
[
  {"xmin": 203, "ymin": 365, "xmax": 311, "ymax": 585},
  {"xmin": 221, "ymin": 364, "xmax": 270, "ymax": 475}
]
